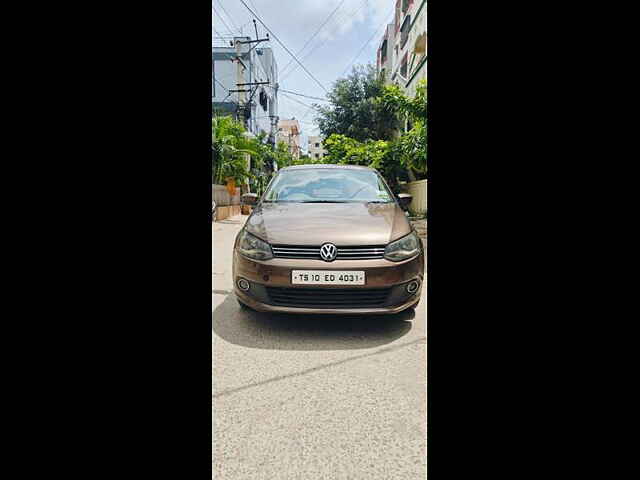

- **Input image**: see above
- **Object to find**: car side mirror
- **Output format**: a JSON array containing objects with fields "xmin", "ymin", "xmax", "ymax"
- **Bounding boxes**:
[
  {"xmin": 241, "ymin": 193, "xmax": 258, "ymax": 206},
  {"xmin": 397, "ymin": 193, "xmax": 413, "ymax": 211}
]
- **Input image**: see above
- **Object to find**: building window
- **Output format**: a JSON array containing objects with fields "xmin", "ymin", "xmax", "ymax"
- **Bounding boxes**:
[
  {"xmin": 381, "ymin": 39, "xmax": 388, "ymax": 64},
  {"xmin": 400, "ymin": 14, "xmax": 411, "ymax": 49},
  {"xmin": 315, "ymin": 143, "xmax": 320, "ymax": 148},
  {"xmin": 402, "ymin": 0, "xmax": 410, "ymax": 14},
  {"xmin": 315, "ymin": 153, "xmax": 319, "ymax": 158},
  {"xmin": 400, "ymin": 53, "xmax": 408, "ymax": 78},
  {"xmin": 259, "ymin": 90, "xmax": 268, "ymax": 112}
]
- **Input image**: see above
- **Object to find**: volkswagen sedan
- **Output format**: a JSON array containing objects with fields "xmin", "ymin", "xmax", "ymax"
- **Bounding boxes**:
[{"xmin": 232, "ymin": 164, "xmax": 424, "ymax": 315}]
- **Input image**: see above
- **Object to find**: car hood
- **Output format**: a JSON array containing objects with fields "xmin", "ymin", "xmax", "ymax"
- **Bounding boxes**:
[{"xmin": 244, "ymin": 202, "xmax": 411, "ymax": 246}]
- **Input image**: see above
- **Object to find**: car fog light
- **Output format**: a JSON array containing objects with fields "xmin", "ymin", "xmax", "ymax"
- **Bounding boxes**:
[
  {"xmin": 407, "ymin": 280, "xmax": 420, "ymax": 294},
  {"xmin": 237, "ymin": 278, "xmax": 250, "ymax": 291}
]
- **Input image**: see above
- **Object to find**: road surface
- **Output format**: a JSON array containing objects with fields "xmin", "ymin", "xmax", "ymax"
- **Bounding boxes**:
[{"xmin": 213, "ymin": 215, "xmax": 426, "ymax": 479}]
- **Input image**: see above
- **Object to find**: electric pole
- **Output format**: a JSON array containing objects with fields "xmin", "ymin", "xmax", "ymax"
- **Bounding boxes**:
[{"xmin": 232, "ymin": 20, "xmax": 272, "ymax": 196}]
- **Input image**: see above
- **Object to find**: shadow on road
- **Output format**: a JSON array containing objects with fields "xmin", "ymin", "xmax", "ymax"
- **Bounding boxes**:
[{"xmin": 212, "ymin": 292, "xmax": 413, "ymax": 351}]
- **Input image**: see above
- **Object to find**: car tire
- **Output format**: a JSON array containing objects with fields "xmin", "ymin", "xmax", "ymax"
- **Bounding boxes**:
[
  {"xmin": 237, "ymin": 299, "xmax": 253, "ymax": 311},
  {"xmin": 399, "ymin": 302, "xmax": 418, "ymax": 316}
]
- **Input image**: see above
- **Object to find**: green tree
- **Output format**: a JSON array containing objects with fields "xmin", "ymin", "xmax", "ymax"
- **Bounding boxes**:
[
  {"xmin": 379, "ymin": 79, "xmax": 427, "ymax": 179},
  {"xmin": 212, "ymin": 116, "xmax": 256, "ymax": 184},
  {"xmin": 314, "ymin": 64, "xmax": 397, "ymax": 142},
  {"xmin": 322, "ymin": 134, "xmax": 408, "ymax": 192},
  {"xmin": 273, "ymin": 141, "xmax": 295, "ymax": 170},
  {"xmin": 290, "ymin": 152, "xmax": 330, "ymax": 166},
  {"xmin": 379, "ymin": 79, "xmax": 426, "ymax": 120}
]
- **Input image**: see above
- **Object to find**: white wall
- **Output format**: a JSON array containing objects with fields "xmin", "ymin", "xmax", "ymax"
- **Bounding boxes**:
[
  {"xmin": 407, "ymin": 179, "xmax": 427, "ymax": 214},
  {"xmin": 213, "ymin": 184, "xmax": 240, "ymax": 206}
]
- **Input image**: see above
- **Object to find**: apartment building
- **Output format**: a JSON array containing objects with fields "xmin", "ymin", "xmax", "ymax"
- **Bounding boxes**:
[
  {"xmin": 307, "ymin": 136, "xmax": 328, "ymax": 160},
  {"xmin": 377, "ymin": 0, "xmax": 426, "ymax": 98},
  {"xmin": 377, "ymin": 23, "xmax": 397, "ymax": 85},
  {"xmin": 276, "ymin": 118, "xmax": 301, "ymax": 160},
  {"xmin": 213, "ymin": 37, "xmax": 279, "ymax": 143}
]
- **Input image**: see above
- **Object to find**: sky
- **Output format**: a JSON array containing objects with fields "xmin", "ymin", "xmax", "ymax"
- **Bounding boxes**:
[{"xmin": 213, "ymin": 0, "xmax": 395, "ymax": 150}]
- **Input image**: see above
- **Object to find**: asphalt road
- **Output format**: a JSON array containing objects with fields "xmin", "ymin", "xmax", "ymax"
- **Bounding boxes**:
[{"xmin": 213, "ymin": 215, "xmax": 427, "ymax": 479}]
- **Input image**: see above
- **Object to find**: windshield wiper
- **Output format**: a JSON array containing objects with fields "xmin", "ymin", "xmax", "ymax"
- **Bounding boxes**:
[{"xmin": 299, "ymin": 200, "xmax": 351, "ymax": 203}]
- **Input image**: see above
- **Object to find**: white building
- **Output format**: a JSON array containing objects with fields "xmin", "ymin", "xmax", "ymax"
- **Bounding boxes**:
[
  {"xmin": 307, "ymin": 136, "xmax": 328, "ymax": 160},
  {"xmin": 376, "ymin": 23, "xmax": 397, "ymax": 85},
  {"xmin": 276, "ymin": 118, "xmax": 301, "ymax": 160},
  {"xmin": 213, "ymin": 37, "xmax": 279, "ymax": 143},
  {"xmin": 377, "ymin": 0, "xmax": 426, "ymax": 98}
]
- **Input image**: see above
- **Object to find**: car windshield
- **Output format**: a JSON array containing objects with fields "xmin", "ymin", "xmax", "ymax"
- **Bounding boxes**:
[{"xmin": 262, "ymin": 168, "xmax": 394, "ymax": 203}]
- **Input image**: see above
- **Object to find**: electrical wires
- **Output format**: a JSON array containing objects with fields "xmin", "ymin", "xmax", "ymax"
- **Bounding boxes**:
[
  {"xmin": 340, "ymin": 7, "xmax": 396, "ymax": 77},
  {"xmin": 278, "ymin": 0, "xmax": 349, "ymax": 77},
  {"xmin": 238, "ymin": 0, "xmax": 328, "ymax": 93}
]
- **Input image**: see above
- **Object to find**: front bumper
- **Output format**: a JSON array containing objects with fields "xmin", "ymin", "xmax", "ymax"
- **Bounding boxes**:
[{"xmin": 232, "ymin": 251, "xmax": 424, "ymax": 315}]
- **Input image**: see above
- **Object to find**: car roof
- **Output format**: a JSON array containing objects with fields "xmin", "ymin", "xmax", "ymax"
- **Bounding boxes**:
[{"xmin": 279, "ymin": 164, "xmax": 375, "ymax": 172}]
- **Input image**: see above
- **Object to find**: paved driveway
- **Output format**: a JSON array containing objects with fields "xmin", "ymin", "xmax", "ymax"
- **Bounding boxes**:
[{"xmin": 213, "ymin": 215, "xmax": 427, "ymax": 479}]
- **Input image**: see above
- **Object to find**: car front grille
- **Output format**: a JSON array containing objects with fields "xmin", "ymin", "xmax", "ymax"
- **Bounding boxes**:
[
  {"xmin": 265, "ymin": 286, "xmax": 391, "ymax": 309},
  {"xmin": 271, "ymin": 245, "xmax": 386, "ymax": 260}
]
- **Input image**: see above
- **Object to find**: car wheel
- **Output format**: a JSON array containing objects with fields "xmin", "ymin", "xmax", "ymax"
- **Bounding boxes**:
[
  {"xmin": 237, "ymin": 299, "xmax": 253, "ymax": 311},
  {"xmin": 399, "ymin": 302, "xmax": 418, "ymax": 316}
]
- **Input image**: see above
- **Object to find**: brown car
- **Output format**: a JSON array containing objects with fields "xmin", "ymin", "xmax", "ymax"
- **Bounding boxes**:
[{"xmin": 233, "ymin": 164, "xmax": 424, "ymax": 315}]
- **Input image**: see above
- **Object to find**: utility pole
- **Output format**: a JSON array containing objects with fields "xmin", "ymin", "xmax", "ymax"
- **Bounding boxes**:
[
  {"xmin": 234, "ymin": 38, "xmax": 247, "ymax": 125},
  {"xmin": 233, "ymin": 20, "xmax": 273, "ymax": 198},
  {"xmin": 234, "ymin": 38, "xmax": 252, "ymax": 197}
]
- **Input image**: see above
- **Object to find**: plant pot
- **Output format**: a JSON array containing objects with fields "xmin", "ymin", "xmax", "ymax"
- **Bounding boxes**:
[{"xmin": 225, "ymin": 178, "xmax": 236, "ymax": 196}]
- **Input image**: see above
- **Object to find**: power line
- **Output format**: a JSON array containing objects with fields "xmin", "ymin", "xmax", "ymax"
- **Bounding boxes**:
[
  {"xmin": 214, "ymin": 78, "xmax": 229, "ymax": 92},
  {"xmin": 215, "ymin": 1, "xmax": 240, "ymax": 33},
  {"xmin": 279, "ymin": 0, "xmax": 349, "ymax": 76},
  {"xmin": 289, "ymin": 9, "xmax": 393, "ymax": 125},
  {"xmin": 341, "ymin": 8, "xmax": 395, "ymax": 77},
  {"xmin": 281, "ymin": 0, "xmax": 368, "ymax": 78},
  {"xmin": 214, "ymin": 9, "xmax": 236, "ymax": 35},
  {"xmin": 279, "ymin": 89, "xmax": 328, "ymax": 102},
  {"xmin": 281, "ymin": 0, "xmax": 370, "ymax": 80},
  {"xmin": 247, "ymin": 0, "xmax": 262, "ymax": 17},
  {"xmin": 281, "ymin": 92, "xmax": 315, "ymax": 110},
  {"xmin": 213, "ymin": 28, "xmax": 235, "ymax": 40},
  {"xmin": 238, "ymin": 0, "xmax": 328, "ymax": 93}
]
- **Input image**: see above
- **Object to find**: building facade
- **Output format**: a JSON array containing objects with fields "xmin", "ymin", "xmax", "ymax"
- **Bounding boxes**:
[
  {"xmin": 276, "ymin": 119, "xmax": 301, "ymax": 160},
  {"xmin": 376, "ymin": 23, "xmax": 397, "ymax": 85},
  {"xmin": 213, "ymin": 37, "xmax": 279, "ymax": 143},
  {"xmin": 377, "ymin": 0, "xmax": 426, "ymax": 98},
  {"xmin": 307, "ymin": 136, "xmax": 328, "ymax": 160}
]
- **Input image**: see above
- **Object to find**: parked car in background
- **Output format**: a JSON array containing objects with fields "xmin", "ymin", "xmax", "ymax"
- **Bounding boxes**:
[{"xmin": 233, "ymin": 164, "xmax": 424, "ymax": 315}]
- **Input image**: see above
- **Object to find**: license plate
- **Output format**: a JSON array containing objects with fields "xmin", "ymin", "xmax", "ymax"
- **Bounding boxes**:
[{"xmin": 291, "ymin": 271, "xmax": 365, "ymax": 285}]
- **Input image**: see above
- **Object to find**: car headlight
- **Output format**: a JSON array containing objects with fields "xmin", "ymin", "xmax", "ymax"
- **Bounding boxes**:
[
  {"xmin": 236, "ymin": 229, "xmax": 273, "ymax": 261},
  {"xmin": 384, "ymin": 232, "xmax": 421, "ymax": 262}
]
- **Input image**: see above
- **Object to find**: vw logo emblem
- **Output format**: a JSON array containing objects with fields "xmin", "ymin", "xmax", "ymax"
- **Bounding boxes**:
[{"xmin": 320, "ymin": 243, "xmax": 338, "ymax": 262}]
